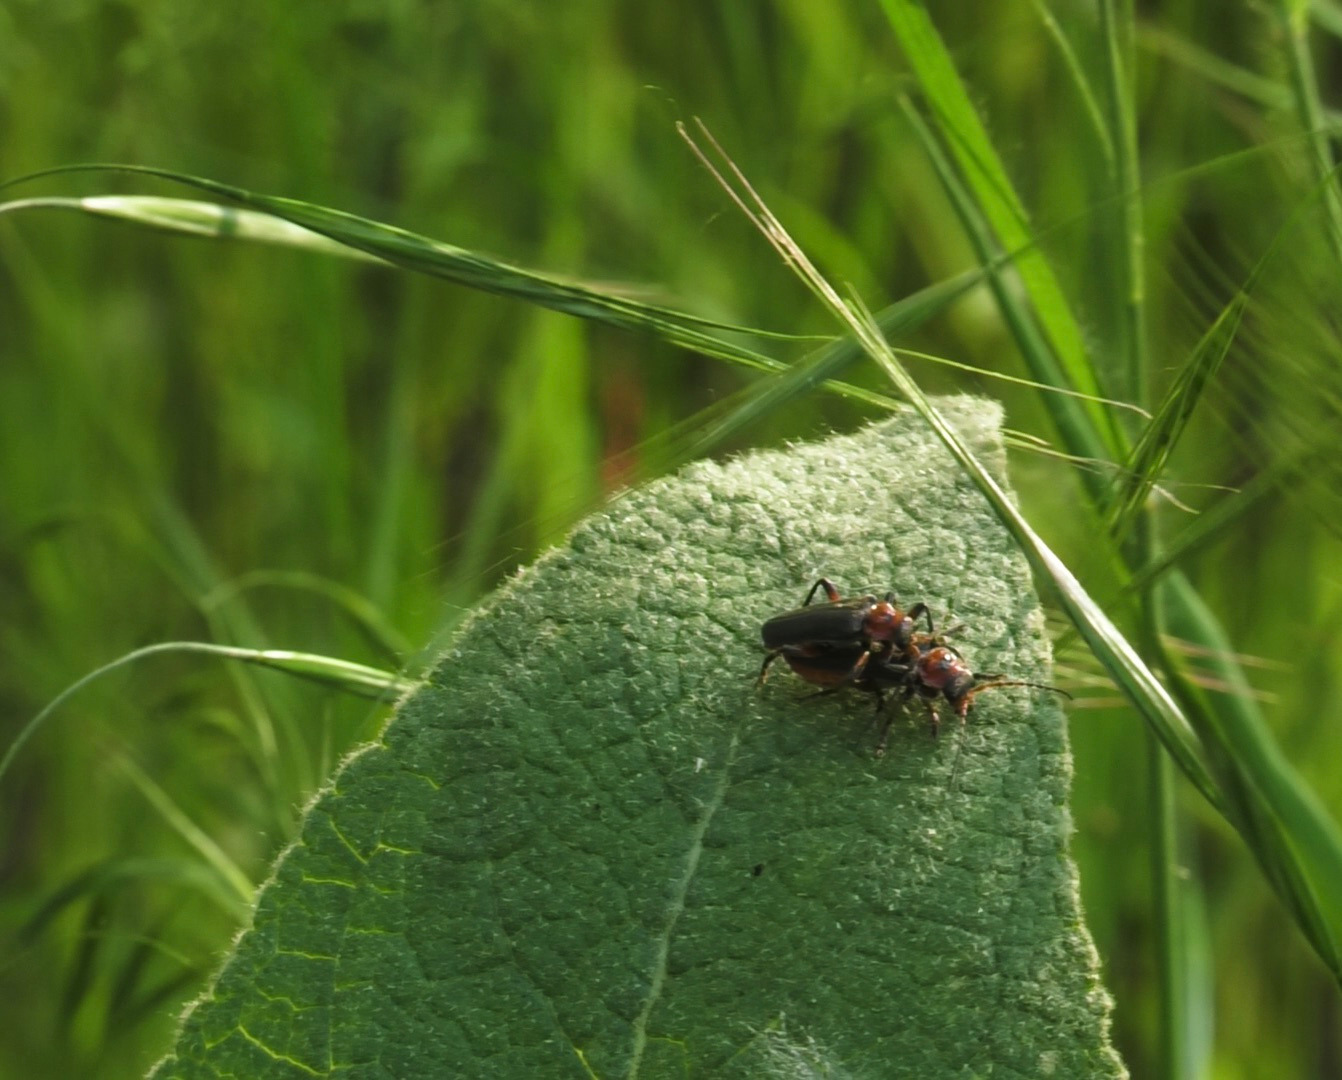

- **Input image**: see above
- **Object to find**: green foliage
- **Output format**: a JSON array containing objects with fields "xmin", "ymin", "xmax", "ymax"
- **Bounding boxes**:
[
  {"xmin": 3, "ymin": 2, "xmax": 1342, "ymax": 1079},
  {"xmin": 153, "ymin": 406, "xmax": 1122, "ymax": 1079}
]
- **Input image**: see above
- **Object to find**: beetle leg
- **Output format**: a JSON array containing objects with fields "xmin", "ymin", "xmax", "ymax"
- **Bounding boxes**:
[
  {"xmin": 907, "ymin": 601, "xmax": 934, "ymax": 636},
  {"xmin": 802, "ymin": 577, "xmax": 842, "ymax": 606},
  {"xmin": 874, "ymin": 712, "xmax": 896, "ymax": 757},
  {"xmin": 843, "ymin": 646, "xmax": 874, "ymax": 684},
  {"xmin": 757, "ymin": 650, "xmax": 783, "ymax": 686},
  {"xmin": 926, "ymin": 702, "xmax": 942, "ymax": 738}
]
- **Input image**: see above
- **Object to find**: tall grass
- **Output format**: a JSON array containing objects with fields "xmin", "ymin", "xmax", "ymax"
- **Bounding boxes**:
[{"xmin": 2, "ymin": 3, "xmax": 1341, "ymax": 1077}]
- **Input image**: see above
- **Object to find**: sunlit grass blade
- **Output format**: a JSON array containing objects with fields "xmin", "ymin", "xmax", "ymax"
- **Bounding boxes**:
[
  {"xmin": 897, "ymin": 97, "xmax": 1122, "ymax": 502},
  {"xmin": 680, "ymin": 119, "xmax": 1221, "ymax": 809},
  {"xmin": 878, "ymin": 0, "xmax": 1124, "ymax": 461},
  {"xmin": 0, "ymin": 174, "xmax": 1146, "ymax": 487},
  {"xmin": 0, "ymin": 164, "xmax": 795, "ymax": 371},
  {"xmin": 0, "ymin": 642, "xmax": 415, "ymax": 791},
  {"xmin": 1107, "ymin": 292, "xmax": 1246, "ymax": 540},
  {"xmin": 0, "ymin": 195, "xmax": 387, "ymax": 262}
]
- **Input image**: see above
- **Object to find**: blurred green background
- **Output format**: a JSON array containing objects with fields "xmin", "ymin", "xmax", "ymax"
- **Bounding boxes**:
[{"xmin": 3, "ymin": 1, "xmax": 1341, "ymax": 1077}]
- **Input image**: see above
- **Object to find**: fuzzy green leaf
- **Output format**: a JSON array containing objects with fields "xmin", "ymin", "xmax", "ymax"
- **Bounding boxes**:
[{"xmin": 151, "ymin": 402, "xmax": 1124, "ymax": 1079}]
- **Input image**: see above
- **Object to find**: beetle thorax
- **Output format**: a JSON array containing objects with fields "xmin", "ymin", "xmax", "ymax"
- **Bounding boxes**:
[{"xmin": 864, "ymin": 601, "xmax": 912, "ymax": 646}]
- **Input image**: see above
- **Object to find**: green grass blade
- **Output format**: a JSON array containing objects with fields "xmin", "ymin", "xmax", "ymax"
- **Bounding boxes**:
[
  {"xmin": 1027, "ymin": 0, "xmax": 1115, "ymax": 170},
  {"xmin": 879, "ymin": 0, "xmax": 1125, "ymax": 459},
  {"xmin": 1138, "ymin": 24, "xmax": 1312, "ymax": 117},
  {"xmin": 0, "ymin": 195, "xmax": 387, "ymax": 262},
  {"xmin": 897, "ymin": 98, "xmax": 1122, "ymax": 502},
  {"xmin": 0, "ymin": 643, "xmax": 414, "ymax": 792},
  {"xmin": 1157, "ymin": 571, "xmax": 1342, "ymax": 981},
  {"xmin": 112, "ymin": 755, "xmax": 255, "ymax": 907},
  {"xmin": 1316, "ymin": 0, "xmax": 1342, "ymax": 39},
  {"xmin": 672, "ymin": 273, "xmax": 984, "ymax": 461},
  {"xmin": 1275, "ymin": 0, "xmax": 1342, "ymax": 260},
  {"xmin": 18, "ymin": 859, "xmax": 249, "ymax": 944},
  {"xmin": 0, "ymin": 164, "xmax": 792, "ymax": 371},
  {"xmin": 0, "ymin": 177, "xmax": 1141, "ymax": 479},
  {"xmin": 1098, "ymin": 0, "xmax": 1150, "ymax": 409},
  {"xmin": 1108, "ymin": 292, "xmax": 1246, "ymax": 540},
  {"xmin": 200, "ymin": 570, "xmax": 414, "ymax": 664},
  {"xmin": 1149, "ymin": 742, "xmax": 1192, "ymax": 1080},
  {"xmin": 1272, "ymin": 1, "xmax": 1342, "ymax": 257}
]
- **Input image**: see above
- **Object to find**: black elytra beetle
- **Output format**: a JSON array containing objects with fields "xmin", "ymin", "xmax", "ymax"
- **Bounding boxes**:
[{"xmin": 756, "ymin": 577, "xmax": 934, "ymax": 689}]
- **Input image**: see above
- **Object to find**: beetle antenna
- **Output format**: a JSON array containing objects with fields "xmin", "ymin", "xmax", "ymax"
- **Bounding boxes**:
[
  {"xmin": 947, "ymin": 680, "xmax": 1072, "ymax": 791},
  {"xmin": 972, "ymin": 678, "xmax": 1072, "ymax": 700}
]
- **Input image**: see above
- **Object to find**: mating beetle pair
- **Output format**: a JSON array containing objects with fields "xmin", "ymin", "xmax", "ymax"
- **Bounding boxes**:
[{"xmin": 757, "ymin": 578, "xmax": 1069, "ymax": 756}]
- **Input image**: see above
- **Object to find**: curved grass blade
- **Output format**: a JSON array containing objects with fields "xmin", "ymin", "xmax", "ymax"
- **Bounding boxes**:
[
  {"xmin": 1025, "ymin": 0, "xmax": 1115, "ymax": 170},
  {"xmin": 0, "ymin": 642, "xmax": 415, "ymax": 791},
  {"xmin": 0, "ymin": 175, "xmax": 1147, "ymax": 474},
  {"xmin": 200, "ymin": 570, "xmax": 415, "ymax": 664},
  {"xmin": 0, "ymin": 164, "xmax": 792, "ymax": 371},
  {"xmin": 0, "ymin": 174, "xmax": 1146, "ymax": 557},
  {"xmin": 0, "ymin": 195, "xmax": 387, "ymax": 262}
]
